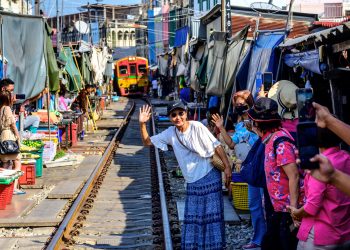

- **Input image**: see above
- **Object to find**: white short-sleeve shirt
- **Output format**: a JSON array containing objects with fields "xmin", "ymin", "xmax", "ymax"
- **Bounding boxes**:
[{"xmin": 150, "ymin": 121, "xmax": 221, "ymax": 183}]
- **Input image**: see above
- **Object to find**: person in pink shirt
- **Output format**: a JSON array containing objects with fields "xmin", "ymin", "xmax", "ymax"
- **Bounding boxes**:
[{"xmin": 288, "ymin": 127, "xmax": 350, "ymax": 249}]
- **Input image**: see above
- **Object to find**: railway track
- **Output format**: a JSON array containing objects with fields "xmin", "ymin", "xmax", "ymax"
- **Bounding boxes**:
[{"xmin": 47, "ymin": 98, "xmax": 174, "ymax": 249}]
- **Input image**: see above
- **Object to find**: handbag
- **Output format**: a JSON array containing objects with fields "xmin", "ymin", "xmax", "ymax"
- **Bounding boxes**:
[
  {"xmin": 174, "ymin": 127, "xmax": 226, "ymax": 172},
  {"xmin": 0, "ymin": 108, "xmax": 20, "ymax": 155}
]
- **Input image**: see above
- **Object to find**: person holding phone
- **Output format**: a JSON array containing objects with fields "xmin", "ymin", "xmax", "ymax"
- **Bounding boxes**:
[
  {"xmin": 212, "ymin": 90, "xmax": 266, "ymax": 250},
  {"xmin": 247, "ymin": 97, "xmax": 303, "ymax": 250},
  {"xmin": 288, "ymin": 127, "xmax": 350, "ymax": 249}
]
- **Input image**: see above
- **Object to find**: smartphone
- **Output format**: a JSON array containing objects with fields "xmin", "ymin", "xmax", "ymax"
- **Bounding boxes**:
[
  {"xmin": 296, "ymin": 122, "xmax": 319, "ymax": 169},
  {"xmin": 296, "ymin": 88, "xmax": 315, "ymax": 122},
  {"xmin": 15, "ymin": 94, "xmax": 26, "ymax": 100},
  {"xmin": 263, "ymin": 72, "xmax": 273, "ymax": 92}
]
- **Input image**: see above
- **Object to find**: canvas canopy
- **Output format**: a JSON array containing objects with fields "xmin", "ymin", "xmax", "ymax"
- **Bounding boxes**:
[
  {"xmin": 45, "ymin": 22, "xmax": 60, "ymax": 92},
  {"xmin": 0, "ymin": 12, "xmax": 46, "ymax": 99},
  {"xmin": 59, "ymin": 47, "xmax": 82, "ymax": 91},
  {"xmin": 246, "ymin": 31, "xmax": 285, "ymax": 95},
  {"xmin": 206, "ymin": 32, "xmax": 227, "ymax": 96}
]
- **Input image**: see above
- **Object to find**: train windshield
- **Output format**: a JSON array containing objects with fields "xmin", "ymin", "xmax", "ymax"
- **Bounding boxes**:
[
  {"xmin": 119, "ymin": 65, "xmax": 128, "ymax": 75},
  {"xmin": 138, "ymin": 64, "xmax": 147, "ymax": 75},
  {"xmin": 130, "ymin": 64, "xmax": 136, "ymax": 75}
]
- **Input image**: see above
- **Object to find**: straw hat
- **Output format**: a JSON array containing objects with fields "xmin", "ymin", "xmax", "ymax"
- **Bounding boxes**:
[{"xmin": 268, "ymin": 80, "xmax": 299, "ymax": 120}]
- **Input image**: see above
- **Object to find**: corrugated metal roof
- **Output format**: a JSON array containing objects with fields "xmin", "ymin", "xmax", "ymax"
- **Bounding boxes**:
[
  {"xmin": 231, "ymin": 15, "xmax": 312, "ymax": 39},
  {"xmin": 280, "ymin": 21, "xmax": 350, "ymax": 47}
]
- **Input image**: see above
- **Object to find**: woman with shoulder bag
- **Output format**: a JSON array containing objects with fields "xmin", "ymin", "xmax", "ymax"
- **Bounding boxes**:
[
  {"xmin": 212, "ymin": 90, "xmax": 266, "ymax": 249},
  {"xmin": 0, "ymin": 90, "xmax": 24, "ymax": 195},
  {"xmin": 139, "ymin": 101, "xmax": 231, "ymax": 249}
]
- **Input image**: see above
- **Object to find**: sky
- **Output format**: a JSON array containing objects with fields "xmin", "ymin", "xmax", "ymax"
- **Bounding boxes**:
[
  {"xmin": 43, "ymin": 0, "xmax": 141, "ymax": 17},
  {"xmin": 43, "ymin": 0, "xmax": 288, "ymax": 17}
]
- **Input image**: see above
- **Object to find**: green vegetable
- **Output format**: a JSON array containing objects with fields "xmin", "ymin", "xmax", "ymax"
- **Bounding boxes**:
[{"xmin": 54, "ymin": 150, "xmax": 66, "ymax": 161}]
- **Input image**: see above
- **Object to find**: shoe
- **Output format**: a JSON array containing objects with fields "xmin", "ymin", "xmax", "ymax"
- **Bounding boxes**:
[
  {"xmin": 242, "ymin": 243, "xmax": 261, "ymax": 249},
  {"xmin": 13, "ymin": 189, "xmax": 26, "ymax": 195}
]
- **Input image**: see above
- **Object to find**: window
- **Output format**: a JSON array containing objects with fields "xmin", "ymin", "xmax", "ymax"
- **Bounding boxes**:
[
  {"xmin": 130, "ymin": 64, "xmax": 136, "ymax": 75},
  {"xmin": 131, "ymin": 31, "xmax": 135, "ymax": 40},
  {"xmin": 138, "ymin": 64, "xmax": 147, "ymax": 75},
  {"xmin": 124, "ymin": 31, "xmax": 129, "ymax": 40},
  {"xmin": 118, "ymin": 31, "xmax": 123, "ymax": 40},
  {"xmin": 119, "ymin": 65, "xmax": 128, "ymax": 75}
]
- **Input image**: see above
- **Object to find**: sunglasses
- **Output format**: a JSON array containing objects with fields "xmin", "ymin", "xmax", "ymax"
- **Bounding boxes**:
[{"xmin": 170, "ymin": 111, "xmax": 185, "ymax": 118}]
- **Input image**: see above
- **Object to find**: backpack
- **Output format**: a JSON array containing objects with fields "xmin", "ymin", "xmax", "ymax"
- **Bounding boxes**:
[
  {"xmin": 240, "ymin": 135, "xmax": 296, "ymax": 188},
  {"xmin": 240, "ymin": 138, "xmax": 266, "ymax": 187}
]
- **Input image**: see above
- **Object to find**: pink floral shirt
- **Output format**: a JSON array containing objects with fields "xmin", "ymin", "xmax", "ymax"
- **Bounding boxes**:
[
  {"xmin": 297, "ymin": 147, "xmax": 350, "ymax": 246},
  {"xmin": 263, "ymin": 129, "xmax": 304, "ymax": 212}
]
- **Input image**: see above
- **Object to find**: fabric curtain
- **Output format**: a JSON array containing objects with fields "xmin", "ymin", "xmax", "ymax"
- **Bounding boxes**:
[
  {"xmin": 206, "ymin": 32, "xmax": 227, "ymax": 96},
  {"xmin": 0, "ymin": 14, "xmax": 46, "ymax": 99}
]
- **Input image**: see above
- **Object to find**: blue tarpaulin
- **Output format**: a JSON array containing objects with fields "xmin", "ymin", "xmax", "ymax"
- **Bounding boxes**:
[
  {"xmin": 246, "ymin": 31, "xmax": 285, "ymax": 96},
  {"xmin": 147, "ymin": 9, "xmax": 156, "ymax": 65},
  {"xmin": 284, "ymin": 49, "xmax": 321, "ymax": 75},
  {"xmin": 91, "ymin": 22, "xmax": 99, "ymax": 45},
  {"xmin": 174, "ymin": 26, "xmax": 189, "ymax": 48}
]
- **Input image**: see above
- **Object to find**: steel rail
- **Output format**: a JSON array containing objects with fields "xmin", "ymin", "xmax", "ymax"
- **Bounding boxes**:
[
  {"xmin": 47, "ymin": 101, "xmax": 135, "ymax": 250},
  {"xmin": 151, "ymin": 105, "xmax": 173, "ymax": 250}
]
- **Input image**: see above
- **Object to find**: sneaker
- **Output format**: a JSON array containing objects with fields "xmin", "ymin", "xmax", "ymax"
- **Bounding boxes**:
[{"xmin": 242, "ymin": 243, "xmax": 261, "ymax": 249}]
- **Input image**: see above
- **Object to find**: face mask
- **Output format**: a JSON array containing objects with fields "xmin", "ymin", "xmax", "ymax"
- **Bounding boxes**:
[{"xmin": 235, "ymin": 105, "xmax": 249, "ymax": 116}]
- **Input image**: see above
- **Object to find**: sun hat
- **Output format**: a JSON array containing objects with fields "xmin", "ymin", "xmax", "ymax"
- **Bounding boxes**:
[
  {"xmin": 167, "ymin": 101, "xmax": 186, "ymax": 116},
  {"xmin": 267, "ymin": 80, "xmax": 299, "ymax": 120},
  {"xmin": 247, "ymin": 97, "xmax": 281, "ymax": 122}
]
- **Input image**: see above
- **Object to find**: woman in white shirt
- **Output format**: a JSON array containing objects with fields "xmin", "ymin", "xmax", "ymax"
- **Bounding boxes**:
[{"xmin": 139, "ymin": 101, "xmax": 231, "ymax": 249}]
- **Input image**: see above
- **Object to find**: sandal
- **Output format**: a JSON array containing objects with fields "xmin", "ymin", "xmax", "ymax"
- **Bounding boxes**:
[{"xmin": 13, "ymin": 189, "xmax": 26, "ymax": 195}]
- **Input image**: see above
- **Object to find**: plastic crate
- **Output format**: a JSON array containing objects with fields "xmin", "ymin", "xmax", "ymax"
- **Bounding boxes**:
[
  {"xmin": 6, "ymin": 182, "xmax": 14, "ymax": 204},
  {"xmin": 0, "ymin": 185, "xmax": 9, "ymax": 209},
  {"xmin": 19, "ymin": 164, "xmax": 36, "ymax": 185},
  {"xmin": 231, "ymin": 182, "xmax": 249, "ymax": 211},
  {"xmin": 22, "ymin": 148, "xmax": 43, "ymax": 177}
]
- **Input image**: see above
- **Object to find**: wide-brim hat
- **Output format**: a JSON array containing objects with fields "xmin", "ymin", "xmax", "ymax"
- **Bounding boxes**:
[
  {"xmin": 167, "ymin": 101, "xmax": 186, "ymax": 116},
  {"xmin": 268, "ymin": 80, "xmax": 298, "ymax": 120},
  {"xmin": 247, "ymin": 97, "xmax": 281, "ymax": 122}
]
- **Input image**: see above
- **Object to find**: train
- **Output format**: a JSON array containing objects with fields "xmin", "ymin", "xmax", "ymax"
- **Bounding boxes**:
[{"xmin": 114, "ymin": 56, "xmax": 149, "ymax": 96}]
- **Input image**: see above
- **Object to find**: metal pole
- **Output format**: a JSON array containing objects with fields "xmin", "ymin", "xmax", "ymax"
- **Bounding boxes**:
[
  {"xmin": 34, "ymin": 0, "xmax": 39, "ymax": 15},
  {"xmin": 56, "ymin": 0, "xmax": 60, "ymax": 53},
  {"xmin": 221, "ymin": 0, "xmax": 225, "ymax": 32},
  {"xmin": 0, "ymin": 15, "xmax": 5, "ymax": 79},
  {"xmin": 61, "ymin": 0, "xmax": 64, "ymax": 41},
  {"xmin": 88, "ymin": 2, "xmax": 92, "ymax": 44}
]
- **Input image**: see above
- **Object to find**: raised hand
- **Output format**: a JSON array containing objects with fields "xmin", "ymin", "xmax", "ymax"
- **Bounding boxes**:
[
  {"xmin": 211, "ymin": 114, "xmax": 224, "ymax": 129},
  {"xmin": 139, "ymin": 105, "xmax": 152, "ymax": 123}
]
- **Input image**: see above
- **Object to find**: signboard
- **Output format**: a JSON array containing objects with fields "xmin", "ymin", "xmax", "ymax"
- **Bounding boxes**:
[{"xmin": 226, "ymin": 0, "xmax": 232, "ymax": 36}]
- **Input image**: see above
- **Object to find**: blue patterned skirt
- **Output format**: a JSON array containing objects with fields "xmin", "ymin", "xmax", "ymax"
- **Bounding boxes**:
[{"xmin": 182, "ymin": 168, "xmax": 225, "ymax": 250}]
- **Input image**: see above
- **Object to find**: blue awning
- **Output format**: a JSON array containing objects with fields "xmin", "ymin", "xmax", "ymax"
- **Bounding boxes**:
[
  {"xmin": 174, "ymin": 26, "xmax": 189, "ymax": 48},
  {"xmin": 284, "ymin": 49, "xmax": 321, "ymax": 75},
  {"xmin": 246, "ymin": 31, "xmax": 285, "ymax": 95}
]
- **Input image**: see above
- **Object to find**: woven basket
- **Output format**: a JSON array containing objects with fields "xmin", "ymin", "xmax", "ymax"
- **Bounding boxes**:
[
  {"xmin": 231, "ymin": 182, "xmax": 249, "ymax": 210},
  {"xmin": 211, "ymin": 153, "xmax": 225, "ymax": 171}
]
